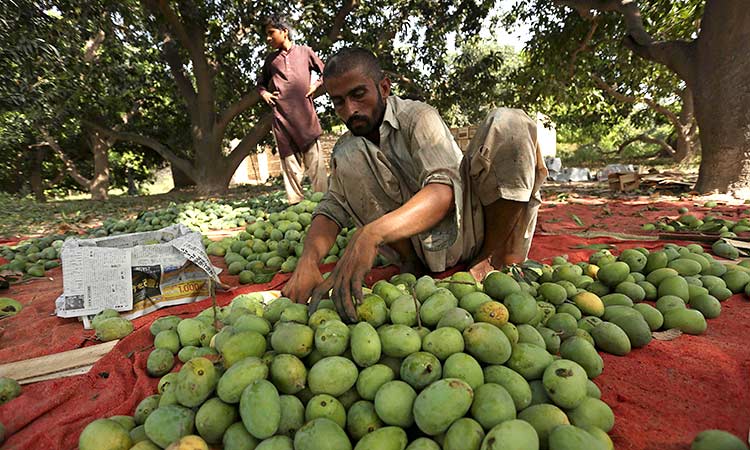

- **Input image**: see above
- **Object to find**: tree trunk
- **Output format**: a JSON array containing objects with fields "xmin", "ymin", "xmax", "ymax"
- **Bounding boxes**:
[
  {"xmin": 88, "ymin": 131, "xmax": 110, "ymax": 201},
  {"xmin": 170, "ymin": 164, "xmax": 196, "ymax": 189},
  {"xmin": 670, "ymin": 87, "xmax": 699, "ymax": 164},
  {"xmin": 192, "ymin": 136, "xmax": 234, "ymax": 195},
  {"xmin": 692, "ymin": 2, "xmax": 750, "ymax": 195},
  {"xmin": 30, "ymin": 147, "xmax": 46, "ymax": 203}
]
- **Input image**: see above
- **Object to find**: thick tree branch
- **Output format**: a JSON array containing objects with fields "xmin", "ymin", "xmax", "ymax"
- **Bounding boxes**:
[
  {"xmin": 83, "ymin": 120, "xmax": 196, "ymax": 180},
  {"xmin": 216, "ymin": 91, "xmax": 261, "ymax": 135},
  {"xmin": 618, "ymin": 134, "xmax": 675, "ymax": 156},
  {"xmin": 554, "ymin": 0, "xmax": 696, "ymax": 83},
  {"xmin": 592, "ymin": 74, "xmax": 696, "ymax": 161},
  {"xmin": 591, "ymin": 74, "xmax": 684, "ymax": 135},
  {"xmin": 623, "ymin": 37, "xmax": 695, "ymax": 85},
  {"xmin": 568, "ymin": 17, "xmax": 599, "ymax": 77},
  {"xmin": 161, "ymin": 36, "xmax": 197, "ymax": 107},
  {"xmin": 384, "ymin": 70, "xmax": 426, "ymax": 98},
  {"xmin": 227, "ymin": 113, "xmax": 274, "ymax": 170},
  {"xmin": 143, "ymin": 0, "xmax": 206, "ymax": 111},
  {"xmin": 322, "ymin": 0, "xmax": 360, "ymax": 47},
  {"xmin": 152, "ymin": 0, "xmax": 199, "ymax": 58},
  {"xmin": 39, "ymin": 129, "xmax": 91, "ymax": 188},
  {"xmin": 48, "ymin": 168, "xmax": 66, "ymax": 187},
  {"xmin": 83, "ymin": 29, "xmax": 106, "ymax": 63},
  {"xmin": 158, "ymin": 0, "xmax": 213, "ymax": 129}
]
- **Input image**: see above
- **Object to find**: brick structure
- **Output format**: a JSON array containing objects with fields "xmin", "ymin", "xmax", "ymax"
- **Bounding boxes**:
[
  {"xmin": 233, "ymin": 134, "xmax": 339, "ymax": 184},
  {"xmin": 450, "ymin": 125, "xmax": 479, "ymax": 153}
]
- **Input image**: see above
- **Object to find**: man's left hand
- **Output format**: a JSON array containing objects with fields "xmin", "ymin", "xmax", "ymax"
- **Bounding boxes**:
[{"xmin": 309, "ymin": 226, "xmax": 381, "ymax": 322}]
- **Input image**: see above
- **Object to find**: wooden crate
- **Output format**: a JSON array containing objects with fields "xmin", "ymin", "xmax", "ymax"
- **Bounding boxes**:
[{"xmin": 608, "ymin": 172, "xmax": 640, "ymax": 192}]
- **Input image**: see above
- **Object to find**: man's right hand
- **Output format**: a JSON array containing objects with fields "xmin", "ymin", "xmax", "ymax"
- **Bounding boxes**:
[
  {"xmin": 261, "ymin": 90, "xmax": 280, "ymax": 106},
  {"xmin": 281, "ymin": 258, "xmax": 324, "ymax": 304}
]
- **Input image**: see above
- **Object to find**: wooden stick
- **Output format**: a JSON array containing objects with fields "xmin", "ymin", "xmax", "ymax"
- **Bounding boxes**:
[
  {"xmin": 0, "ymin": 340, "xmax": 118, "ymax": 383},
  {"xmin": 19, "ymin": 365, "xmax": 93, "ymax": 385}
]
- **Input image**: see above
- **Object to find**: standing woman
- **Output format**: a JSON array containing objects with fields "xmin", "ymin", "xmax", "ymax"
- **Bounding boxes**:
[{"xmin": 258, "ymin": 14, "xmax": 328, "ymax": 204}]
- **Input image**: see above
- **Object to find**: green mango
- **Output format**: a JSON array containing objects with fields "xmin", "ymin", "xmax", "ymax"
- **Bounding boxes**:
[
  {"xmin": 462, "ymin": 323, "xmax": 512, "ymax": 365},
  {"xmin": 663, "ymin": 308, "xmax": 707, "ymax": 335},
  {"xmin": 356, "ymin": 364, "xmax": 395, "ymax": 401},
  {"xmin": 277, "ymin": 395, "xmax": 305, "ymax": 437},
  {"xmin": 314, "ymin": 320, "xmax": 350, "ymax": 356},
  {"xmin": 240, "ymin": 379, "xmax": 281, "ymax": 439},
  {"xmin": 175, "ymin": 357, "xmax": 218, "ymax": 407},
  {"xmin": 353, "ymin": 426, "xmax": 406, "ymax": 450},
  {"xmin": 146, "ymin": 348, "xmax": 175, "ymax": 377},
  {"xmin": 308, "ymin": 356, "xmax": 358, "ymax": 396},
  {"xmin": 420, "ymin": 289, "xmax": 459, "ymax": 326},
  {"xmin": 413, "ymin": 378, "xmax": 474, "ymax": 435},
  {"xmin": 221, "ymin": 330, "xmax": 266, "ymax": 368},
  {"xmin": 691, "ymin": 429, "xmax": 749, "ymax": 450},
  {"xmin": 547, "ymin": 424, "xmax": 607, "ymax": 450},
  {"xmin": 378, "ymin": 325, "xmax": 422, "ymax": 358},
  {"xmin": 346, "ymin": 400, "xmax": 383, "ymax": 441},
  {"xmin": 79, "ymin": 419, "xmax": 132, "ymax": 450},
  {"xmin": 542, "ymin": 359, "xmax": 588, "ymax": 409},
  {"xmin": 223, "ymin": 422, "xmax": 260, "ymax": 450},
  {"xmin": 95, "ymin": 317, "xmax": 133, "ymax": 342},
  {"xmin": 144, "ymin": 405, "xmax": 195, "ymax": 448},
  {"xmin": 374, "ymin": 380, "xmax": 417, "ymax": 427},
  {"xmin": 270, "ymin": 322, "xmax": 314, "ymax": 358},
  {"xmin": 443, "ymin": 418, "xmax": 484, "ymax": 450},
  {"xmin": 471, "ymin": 383, "xmax": 516, "ymax": 430},
  {"xmin": 566, "ymin": 397, "xmax": 615, "ymax": 433},
  {"xmin": 479, "ymin": 420, "xmax": 539, "ymax": 450},
  {"xmin": 195, "ymin": 397, "xmax": 237, "ymax": 444},
  {"xmin": 305, "ymin": 394, "xmax": 346, "ymax": 429},
  {"xmin": 91, "ymin": 309, "xmax": 119, "ymax": 329},
  {"xmin": 293, "ymin": 418, "xmax": 351, "ymax": 450},
  {"xmin": 591, "ymin": 322, "xmax": 631, "ymax": 356},
  {"xmin": 422, "ymin": 327, "xmax": 465, "ymax": 360},
  {"xmin": 518, "ymin": 404, "xmax": 570, "ymax": 450},
  {"xmin": 270, "ymin": 354, "xmax": 307, "ymax": 395},
  {"xmin": 559, "ymin": 336, "xmax": 603, "ymax": 379},
  {"xmin": 349, "ymin": 322, "xmax": 382, "ymax": 368}
]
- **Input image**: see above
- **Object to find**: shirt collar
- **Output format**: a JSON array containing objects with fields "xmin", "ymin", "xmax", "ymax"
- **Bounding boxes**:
[
  {"xmin": 279, "ymin": 44, "xmax": 295, "ymax": 55},
  {"xmin": 382, "ymin": 96, "xmax": 400, "ymax": 131}
]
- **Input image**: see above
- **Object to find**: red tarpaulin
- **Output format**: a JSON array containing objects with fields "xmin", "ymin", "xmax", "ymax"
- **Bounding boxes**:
[{"xmin": 0, "ymin": 198, "xmax": 749, "ymax": 449}]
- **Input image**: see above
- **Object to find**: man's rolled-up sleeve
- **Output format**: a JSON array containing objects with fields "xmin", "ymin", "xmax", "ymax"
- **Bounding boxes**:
[{"xmin": 408, "ymin": 108, "xmax": 464, "ymax": 252}]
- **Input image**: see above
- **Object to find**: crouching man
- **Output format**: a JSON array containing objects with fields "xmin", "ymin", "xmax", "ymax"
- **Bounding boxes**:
[{"xmin": 282, "ymin": 47, "xmax": 547, "ymax": 321}]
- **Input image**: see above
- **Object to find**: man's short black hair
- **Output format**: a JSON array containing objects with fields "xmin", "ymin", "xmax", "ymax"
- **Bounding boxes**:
[
  {"xmin": 263, "ymin": 14, "xmax": 293, "ymax": 38},
  {"xmin": 324, "ymin": 47, "xmax": 383, "ymax": 83}
]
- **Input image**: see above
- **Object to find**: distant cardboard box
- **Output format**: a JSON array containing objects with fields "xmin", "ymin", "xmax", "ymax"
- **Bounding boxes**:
[
  {"xmin": 608, "ymin": 172, "xmax": 640, "ymax": 192},
  {"xmin": 55, "ymin": 224, "xmax": 220, "ymax": 323}
]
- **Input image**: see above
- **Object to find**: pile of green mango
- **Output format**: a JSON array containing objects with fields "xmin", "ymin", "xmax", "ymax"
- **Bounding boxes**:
[
  {"xmin": 0, "ymin": 190, "xmax": 317, "ymax": 281},
  {"xmin": 205, "ymin": 193, "xmax": 388, "ymax": 285},
  {"xmin": 72, "ymin": 239, "xmax": 750, "ymax": 450},
  {"xmin": 0, "ymin": 234, "xmax": 66, "ymax": 278},
  {"xmin": 89, "ymin": 190, "xmax": 293, "ymax": 238},
  {"xmin": 78, "ymin": 278, "xmax": 617, "ymax": 449},
  {"xmin": 642, "ymin": 205, "xmax": 750, "ymax": 236}
]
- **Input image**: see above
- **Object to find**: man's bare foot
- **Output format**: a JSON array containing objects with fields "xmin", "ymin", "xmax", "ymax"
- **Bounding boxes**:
[{"xmin": 469, "ymin": 257, "xmax": 496, "ymax": 281}]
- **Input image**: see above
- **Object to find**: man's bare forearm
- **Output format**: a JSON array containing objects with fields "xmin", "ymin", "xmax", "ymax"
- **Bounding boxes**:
[
  {"xmin": 300, "ymin": 214, "xmax": 341, "ymax": 264},
  {"xmin": 364, "ymin": 183, "xmax": 454, "ymax": 245}
]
